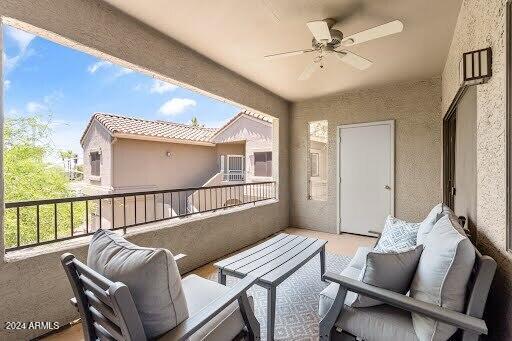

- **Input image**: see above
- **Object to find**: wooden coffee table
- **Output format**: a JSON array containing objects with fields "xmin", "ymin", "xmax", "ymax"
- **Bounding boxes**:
[{"xmin": 214, "ymin": 233, "xmax": 327, "ymax": 341}]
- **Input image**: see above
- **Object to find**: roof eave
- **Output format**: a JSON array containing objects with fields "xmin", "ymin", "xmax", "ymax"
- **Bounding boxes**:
[{"xmin": 113, "ymin": 132, "xmax": 216, "ymax": 146}]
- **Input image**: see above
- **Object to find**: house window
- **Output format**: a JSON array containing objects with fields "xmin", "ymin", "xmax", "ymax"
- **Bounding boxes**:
[
  {"xmin": 310, "ymin": 153, "xmax": 320, "ymax": 177},
  {"xmin": 90, "ymin": 151, "xmax": 101, "ymax": 177},
  {"xmin": 308, "ymin": 120, "xmax": 327, "ymax": 201},
  {"xmin": 254, "ymin": 152, "xmax": 272, "ymax": 177}
]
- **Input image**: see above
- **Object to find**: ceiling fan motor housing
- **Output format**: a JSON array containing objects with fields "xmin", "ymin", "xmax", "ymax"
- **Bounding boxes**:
[{"xmin": 312, "ymin": 29, "xmax": 343, "ymax": 49}]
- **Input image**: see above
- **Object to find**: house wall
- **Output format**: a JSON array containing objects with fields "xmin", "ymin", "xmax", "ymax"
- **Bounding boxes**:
[
  {"xmin": 215, "ymin": 143, "xmax": 245, "ymax": 160},
  {"xmin": 0, "ymin": 0, "xmax": 289, "ymax": 339},
  {"xmin": 112, "ymin": 138, "xmax": 219, "ymax": 191},
  {"xmin": 81, "ymin": 120, "xmax": 113, "ymax": 192},
  {"xmin": 213, "ymin": 115, "xmax": 273, "ymax": 182},
  {"xmin": 290, "ymin": 78, "xmax": 443, "ymax": 233},
  {"xmin": 213, "ymin": 115, "xmax": 272, "ymax": 143},
  {"xmin": 441, "ymin": 0, "xmax": 511, "ymax": 339}
]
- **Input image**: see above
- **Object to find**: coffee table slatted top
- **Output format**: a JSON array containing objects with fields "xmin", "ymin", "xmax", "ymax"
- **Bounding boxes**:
[{"xmin": 214, "ymin": 233, "xmax": 327, "ymax": 285}]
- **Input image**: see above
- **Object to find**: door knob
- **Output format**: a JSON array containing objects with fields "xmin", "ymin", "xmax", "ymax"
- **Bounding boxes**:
[{"xmin": 384, "ymin": 185, "xmax": 391, "ymax": 190}]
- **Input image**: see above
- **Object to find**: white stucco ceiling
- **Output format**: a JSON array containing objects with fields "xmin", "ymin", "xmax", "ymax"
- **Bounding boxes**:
[{"xmin": 102, "ymin": 0, "xmax": 462, "ymax": 101}]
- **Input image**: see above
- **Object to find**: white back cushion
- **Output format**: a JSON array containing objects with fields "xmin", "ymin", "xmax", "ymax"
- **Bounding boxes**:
[
  {"xmin": 87, "ymin": 229, "xmax": 189, "ymax": 338},
  {"xmin": 416, "ymin": 203, "xmax": 452, "ymax": 245},
  {"xmin": 410, "ymin": 215, "xmax": 475, "ymax": 341}
]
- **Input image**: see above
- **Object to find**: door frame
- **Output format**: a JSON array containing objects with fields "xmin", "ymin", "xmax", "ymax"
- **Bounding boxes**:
[
  {"xmin": 443, "ymin": 85, "xmax": 468, "ymax": 209},
  {"xmin": 336, "ymin": 120, "xmax": 395, "ymax": 234}
]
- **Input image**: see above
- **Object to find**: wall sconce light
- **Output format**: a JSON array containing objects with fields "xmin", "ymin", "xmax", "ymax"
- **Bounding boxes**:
[
  {"xmin": 166, "ymin": 151, "xmax": 172, "ymax": 158},
  {"xmin": 459, "ymin": 47, "xmax": 492, "ymax": 86}
]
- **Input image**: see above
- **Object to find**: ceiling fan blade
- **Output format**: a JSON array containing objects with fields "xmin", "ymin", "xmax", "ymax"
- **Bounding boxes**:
[
  {"xmin": 335, "ymin": 51, "xmax": 373, "ymax": 70},
  {"xmin": 307, "ymin": 20, "xmax": 332, "ymax": 42},
  {"xmin": 341, "ymin": 20, "xmax": 404, "ymax": 47},
  {"xmin": 298, "ymin": 61, "xmax": 320, "ymax": 81},
  {"xmin": 264, "ymin": 49, "xmax": 314, "ymax": 60}
]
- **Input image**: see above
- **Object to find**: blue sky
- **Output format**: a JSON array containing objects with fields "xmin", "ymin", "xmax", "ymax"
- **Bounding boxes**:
[{"xmin": 2, "ymin": 24, "xmax": 240, "ymax": 163}]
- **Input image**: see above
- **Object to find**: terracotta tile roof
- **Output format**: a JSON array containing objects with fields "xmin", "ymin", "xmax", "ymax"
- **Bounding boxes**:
[
  {"xmin": 222, "ymin": 110, "xmax": 272, "ymax": 128},
  {"xmin": 81, "ymin": 113, "xmax": 218, "ymax": 144},
  {"xmin": 210, "ymin": 110, "xmax": 273, "ymax": 140},
  {"xmin": 81, "ymin": 111, "xmax": 272, "ymax": 145}
]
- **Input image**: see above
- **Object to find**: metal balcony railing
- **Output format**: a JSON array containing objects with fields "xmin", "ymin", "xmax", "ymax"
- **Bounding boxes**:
[
  {"xmin": 222, "ymin": 170, "xmax": 245, "ymax": 182},
  {"xmin": 4, "ymin": 181, "xmax": 276, "ymax": 252}
]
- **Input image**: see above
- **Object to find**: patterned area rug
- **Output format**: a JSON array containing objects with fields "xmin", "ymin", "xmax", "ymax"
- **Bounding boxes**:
[{"xmin": 209, "ymin": 253, "xmax": 351, "ymax": 340}]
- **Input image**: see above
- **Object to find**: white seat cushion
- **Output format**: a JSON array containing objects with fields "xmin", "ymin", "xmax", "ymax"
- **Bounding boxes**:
[
  {"xmin": 320, "ymin": 281, "xmax": 418, "ymax": 341},
  {"xmin": 319, "ymin": 263, "xmax": 362, "ymax": 317},
  {"xmin": 410, "ymin": 214, "xmax": 475, "ymax": 341},
  {"xmin": 347, "ymin": 246, "xmax": 373, "ymax": 270},
  {"xmin": 336, "ymin": 305, "xmax": 418, "ymax": 341},
  {"xmin": 87, "ymin": 229, "xmax": 188, "ymax": 338},
  {"xmin": 167, "ymin": 274, "xmax": 252, "ymax": 341}
]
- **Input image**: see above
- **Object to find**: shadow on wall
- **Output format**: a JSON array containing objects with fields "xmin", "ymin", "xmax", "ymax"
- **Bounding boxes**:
[{"xmin": 478, "ymin": 233, "xmax": 512, "ymax": 340}]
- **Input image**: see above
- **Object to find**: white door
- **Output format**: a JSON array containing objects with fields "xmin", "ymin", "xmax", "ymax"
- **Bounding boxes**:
[{"xmin": 338, "ymin": 121, "xmax": 394, "ymax": 235}]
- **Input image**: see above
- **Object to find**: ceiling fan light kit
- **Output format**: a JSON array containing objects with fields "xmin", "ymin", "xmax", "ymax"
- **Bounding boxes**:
[{"xmin": 264, "ymin": 18, "xmax": 404, "ymax": 80}]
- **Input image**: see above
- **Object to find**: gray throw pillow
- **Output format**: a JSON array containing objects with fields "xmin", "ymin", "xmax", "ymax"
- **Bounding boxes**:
[
  {"xmin": 410, "ymin": 214, "xmax": 475, "ymax": 341},
  {"xmin": 87, "ymin": 229, "xmax": 189, "ymax": 338},
  {"xmin": 416, "ymin": 203, "xmax": 453, "ymax": 245},
  {"xmin": 374, "ymin": 215, "xmax": 420, "ymax": 253},
  {"xmin": 346, "ymin": 245, "xmax": 424, "ymax": 307}
]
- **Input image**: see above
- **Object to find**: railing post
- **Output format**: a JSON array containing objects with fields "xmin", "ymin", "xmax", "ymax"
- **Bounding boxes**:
[
  {"xmin": 99, "ymin": 198, "xmax": 103, "ymax": 229},
  {"xmin": 16, "ymin": 207, "xmax": 20, "ymax": 248},
  {"xmin": 70, "ymin": 201, "xmax": 74, "ymax": 236},
  {"xmin": 36, "ymin": 205, "xmax": 40, "ymax": 243}
]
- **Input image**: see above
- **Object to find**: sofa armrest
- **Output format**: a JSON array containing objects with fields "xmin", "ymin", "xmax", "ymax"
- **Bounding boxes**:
[
  {"xmin": 323, "ymin": 272, "xmax": 487, "ymax": 335},
  {"xmin": 159, "ymin": 275, "xmax": 259, "ymax": 341}
]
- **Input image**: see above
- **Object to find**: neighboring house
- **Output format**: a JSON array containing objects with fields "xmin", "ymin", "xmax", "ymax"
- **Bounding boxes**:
[{"xmin": 80, "ymin": 111, "xmax": 273, "ymax": 226}]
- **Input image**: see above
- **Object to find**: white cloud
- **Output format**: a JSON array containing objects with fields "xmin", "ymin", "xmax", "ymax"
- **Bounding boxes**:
[
  {"xmin": 87, "ymin": 61, "xmax": 112, "ymax": 74},
  {"xmin": 26, "ymin": 101, "xmax": 47, "ymax": 114},
  {"xmin": 3, "ymin": 26, "xmax": 36, "ymax": 73},
  {"xmin": 4, "ymin": 80, "xmax": 11, "ymax": 90},
  {"xmin": 87, "ymin": 61, "xmax": 134, "ymax": 81},
  {"xmin": 150, "ymin": 80, "xmax": 178, "ymax": 94},
  {"xmin": 158, "ymin": 98, "xmax": 197, "ymax": 116},
  {"xmin": 6, "ymin": 26, "xmax": 35, "ymax": 52},
  {"xmin": 114, "ymin": 67, "xmax": 133, "ymax": 78}
]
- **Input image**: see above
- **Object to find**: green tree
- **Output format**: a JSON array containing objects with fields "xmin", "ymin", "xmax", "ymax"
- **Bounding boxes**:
[
  {"xmin": 4, "ymin": 115, "xmax": 86, "ymax": 248},
  {"xmin": 190, "ymin": 116, "xmax": 204, "ymax": 127},
  {"xmin": 59, "ymin": 149, "xmax": 76, "ymax": 161}
]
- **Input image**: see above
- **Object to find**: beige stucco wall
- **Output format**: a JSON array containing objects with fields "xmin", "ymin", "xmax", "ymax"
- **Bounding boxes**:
[
  {"xmin": 290, "ymin": 78, "xmax": 443, "ymax": 233},
  {"xmin": 81, "ymin": 120, "xmax": 113, "ymax": 191},
  {"xmin": 0, "ymin": 0, "xmax": 289, "ymax": 339},
  {"xmin": 112, "ymin": 138, "xmax": 219, "ymax": 191},
  {"xmin": 441, "ymin": 1, "xmax": 510, "ymax": 339}
]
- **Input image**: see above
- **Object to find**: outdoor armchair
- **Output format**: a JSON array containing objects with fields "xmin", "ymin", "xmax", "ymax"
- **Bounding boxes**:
[{"xmin": 61, "ymin": 253, "xmax": 260, "ymax": 341}]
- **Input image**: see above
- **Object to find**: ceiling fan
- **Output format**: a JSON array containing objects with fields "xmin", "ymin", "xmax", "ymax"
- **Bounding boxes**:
[{"xmin": 264, "ymin": 19, "xmax": 404, "ymax": 80}]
